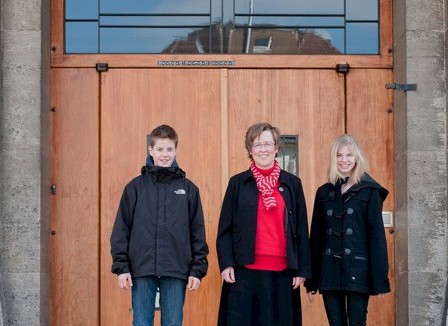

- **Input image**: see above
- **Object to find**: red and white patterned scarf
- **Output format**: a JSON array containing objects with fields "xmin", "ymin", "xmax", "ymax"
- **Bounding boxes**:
[{"xmin": 250, "ymin": 160, "xmax": 281, "ymax": 210}]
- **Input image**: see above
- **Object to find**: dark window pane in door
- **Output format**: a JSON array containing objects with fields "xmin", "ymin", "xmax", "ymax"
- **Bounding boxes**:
[
  {"xmin": 228, "ymin": 28, "xmax": 343, "ymax": 54},
  {"xmin": 66, "ymin": 22, "xmax": 98, "ymax": 53},
  {"xmin": 278, "ymin": 136, "xmax": 299, "ymax": 176},
  {"xmin": 101, "ymin": 0, "xmax": 210, "ymax": 14},
  {"xmin": 66, "ymin": 0, "xmax": 98, "ymax": 19},
  {"xmin": 346, "ymin": 0, "xmax": 378, "ymax": 20},
  {"xmin": 346, "ymin": 23, "xmax": 378, "ymax": 54},
  {"xmin": 235, "ymin": 0, "xmax": 344, "ymax": 15},
  {"xmin": 100, "ymin": 27, "xmax": 212, "ymax": 53}
]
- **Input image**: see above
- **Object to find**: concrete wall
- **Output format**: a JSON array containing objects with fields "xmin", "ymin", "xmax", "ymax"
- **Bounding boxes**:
[
  {"xmin": 394, "ymin": 0, "xmax": 448, "ymax": 325},
  {"xmin": 0, "ymin": 0, "xmax": 42, "ymax": 324}
]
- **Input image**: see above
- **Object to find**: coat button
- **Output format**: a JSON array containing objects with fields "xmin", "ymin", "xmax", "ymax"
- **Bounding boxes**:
[
  {"xmin": 347, "ymin": 208, "xmax": 354, "ymax": 215},
  {"xmin": 352, "ymin": 276, "xmax": 356, "ymax": 280},
  {"xmin": 329, "ymin": 191, "xmax": 335, "ymax": 199},
  {"xmin": 327, "ymin": 209, "xmax": 333, "ymax": 216}
]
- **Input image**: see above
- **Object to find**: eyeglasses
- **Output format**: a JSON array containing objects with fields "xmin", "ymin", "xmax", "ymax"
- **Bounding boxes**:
[{"xmin": 251, "ymin": 142, "xmax": 276, "ymax": 151}]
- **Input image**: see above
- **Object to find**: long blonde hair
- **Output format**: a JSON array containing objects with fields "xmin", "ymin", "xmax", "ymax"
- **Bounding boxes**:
[{"xmin": 328, "ymin": 134, "xmax": 368, "ymax": 185}]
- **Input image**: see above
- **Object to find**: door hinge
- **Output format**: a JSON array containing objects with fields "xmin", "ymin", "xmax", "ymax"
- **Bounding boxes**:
[
  {"xmin": 96, "ymin": 63, "xmax": 109, "ymax": 72},
  {"xmin": 51, "ymin": 184, "xmax": 57, "ymax": 195},
  {"xmin": 336, "ymin": 63, "xmax": 349, "ymax": 74},
  {"xmin": 385, "ymin": 83, "xmax": 417, "ymax": 92}
]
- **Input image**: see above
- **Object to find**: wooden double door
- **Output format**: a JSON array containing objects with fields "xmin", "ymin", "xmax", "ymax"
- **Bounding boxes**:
[{"xmin": 50, "ymin": 67, "xmax": 394, "ymax": 325}]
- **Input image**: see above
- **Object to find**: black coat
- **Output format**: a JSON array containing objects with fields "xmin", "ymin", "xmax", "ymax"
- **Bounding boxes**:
[
  {"xmin": 110, "ymin": 165, "xmax": 209, "ymax": 280},
  {"xmin": 305, "ymin": 174, "xmax": 390, "ymax": 295},
  {"xmin": 216, "ymin": 169, "xmax": 311, "ymax": 278}
]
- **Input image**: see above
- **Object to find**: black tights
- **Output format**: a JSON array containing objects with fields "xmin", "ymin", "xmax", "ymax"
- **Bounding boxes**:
[{"xmin": 322, "ymin": 291, "xmax": 370, "ymax": 326}]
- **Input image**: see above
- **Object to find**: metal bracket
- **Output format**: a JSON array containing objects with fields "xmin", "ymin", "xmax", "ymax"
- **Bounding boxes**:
[
  {"xmin": 96, "ymin": 63, "xmax": 109, "ymax": 72},
  {"xmin": 385, "ymin": 83, "xmax": 417, "ymax": 92},
  {"xmin": 336, "ymin": 63, "xmax": 349, "ymax": 74},
  {"xmin": 51, "ymin": 184, "xmax": 56, "ymax": 195}
]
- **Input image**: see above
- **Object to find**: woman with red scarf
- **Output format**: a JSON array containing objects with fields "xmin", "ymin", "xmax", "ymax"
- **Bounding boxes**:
[{"xmin": 216, "ymin": 122, "xmax": 311, "ymax": 326}]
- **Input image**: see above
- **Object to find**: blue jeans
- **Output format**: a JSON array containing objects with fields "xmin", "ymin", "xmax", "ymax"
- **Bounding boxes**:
[{"xmin": 132, "ymin": 276, "xmax": 186, "ymax": 326}]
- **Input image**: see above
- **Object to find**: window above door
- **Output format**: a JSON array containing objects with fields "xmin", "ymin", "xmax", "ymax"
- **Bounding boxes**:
[{"xmin": 65, "ymin": 0, "xmax": 380, "ymax": 54}]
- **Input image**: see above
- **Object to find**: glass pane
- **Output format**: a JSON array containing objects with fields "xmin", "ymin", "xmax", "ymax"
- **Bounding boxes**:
[
  {"xmin": 65, "ymin": 22, "xmax": 98, "ymax": 53},
  {"xmin": 346, "ymin": 23, "xmax": 378, "ymax": 54},
  {"xmin": 100, "ymin": 16, "xmax": 210, "ymax": 27},
  {"xmin": 278, "ymin": 136, "xmax": 298, "ymax": 176},
  {"xmin": 100, "ymin": 27, "xmax": 212, "ymax": 53},
  {"xmin": 346, "ymin": 0, "xmax": 378, "ymax": 21},
  {"xmin": 228, "ymin": 28, "xmax": 343, "ymax": 54},
  {"xmin": 234, "ymin": 16, "xmax": 344, "ymax": 28},
  {"xmin": 101, "ymin": 0, "xmax": 210, "ymax": 14},
  {"xmin": 235, "ymin": 0, "xmax": 344, "ymax": 15},
  {"xmin": 66, "ymin": 0, "xmax": 98, "ymax": 20}
]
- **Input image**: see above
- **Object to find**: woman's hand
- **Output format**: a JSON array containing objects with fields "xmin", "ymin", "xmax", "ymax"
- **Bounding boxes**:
[
  {"xmin": 379, "ymin": 293, "xmax": 387, "ymax": 298},
  {"xmin": 221, "ymin": 267, "xmax": 235, "ymax": 283},
  {"xmin": 187, "ymin": 276, "xmax": 201, "ymax": 291},
  {"xmin": 292, "ymin": 276, "xmax": 305, "ymax": 289},
  {"xmin": 307, "ymin": 291, "xmax": 316, "ymax": 302},
  {"xmin": 118, "ymin": 273, "xmax": 133, "ymax": 290}
]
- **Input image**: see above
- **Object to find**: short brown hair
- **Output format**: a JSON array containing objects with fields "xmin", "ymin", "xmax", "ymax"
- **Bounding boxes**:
[
  {"xmin": 148, "ymin": 124, "xmax": 178, "ymax": 148},
  {"xmin": 245, "ymin": 122, "xmax": 281, "ymax": 159}
]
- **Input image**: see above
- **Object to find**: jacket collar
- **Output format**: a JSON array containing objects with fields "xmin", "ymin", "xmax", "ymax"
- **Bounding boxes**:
[
  {"xmin": 242, "ymin": 168, "xmax": 290, "ymax": 186},
  {"xmin": 140, "ymin": 155, "xmax": 185, "ymax": 180},
  {"xmin": 325, "ymin": 173, "xmax": 388, "ymax": 199}
]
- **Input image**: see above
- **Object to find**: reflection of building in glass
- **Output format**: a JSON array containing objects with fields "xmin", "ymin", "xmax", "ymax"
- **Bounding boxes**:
[
  {"xmin": 162, "ymin": 25, "xmax": 223, "ymax": 54},
  {"xmin": 162, "ymin": 24, "xmax": 341, "ymax": 54},
  {"xmin": 229, "ymin": 28, "xmax": 341, "ymax": 54}
]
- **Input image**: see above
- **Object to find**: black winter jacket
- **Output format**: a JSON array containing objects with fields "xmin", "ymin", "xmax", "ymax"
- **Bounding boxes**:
[
  {"xmin": 110, "ymin": 164, "xmax": 209, "ymax": 280},
  {"xmin": 305, "ymin": 174, "xmax": 390, "ymax": 295},
  {"xmin": 216, "ymin": 169, "xmax": 311, "ymax": 278}
]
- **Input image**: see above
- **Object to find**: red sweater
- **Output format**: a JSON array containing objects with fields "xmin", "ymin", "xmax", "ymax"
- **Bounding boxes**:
[{"xmin": 245, "ymin": 165, "xmax": 287, "ymax": 271}]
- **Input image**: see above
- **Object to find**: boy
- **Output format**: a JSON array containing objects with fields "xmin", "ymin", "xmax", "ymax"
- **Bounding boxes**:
[{"xmin": 110, "ymin": 124, "xmax": 209, "ymax": 326}]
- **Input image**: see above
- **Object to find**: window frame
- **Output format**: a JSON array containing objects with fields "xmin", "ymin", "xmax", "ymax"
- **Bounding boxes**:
[{"xmin": 50, "ymin": 0, "xmax": 392, "ymax": 68}]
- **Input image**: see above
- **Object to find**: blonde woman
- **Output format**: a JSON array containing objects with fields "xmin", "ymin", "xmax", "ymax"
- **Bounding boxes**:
[{"xmin": 305, "ymin": 134, "xmax": 390, "ymax": 326}]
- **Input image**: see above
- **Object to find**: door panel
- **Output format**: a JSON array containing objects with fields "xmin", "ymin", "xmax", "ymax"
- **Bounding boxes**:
[
  {"xmin": 100, "ymin": 69, "xmax": 223, "ymax": 326},
  {"xmin": 228, "ymin": 69, "xmax": 345, "ymax": 326},
  {"xmin": 50, "ymin": 69, "xmax": 100, "ymax": 325},
  {"xmin": 347, "ymin": 69, "xmax": 395, "ymax": 326},
  {"xmin": 50, "ymin": 66, "xmax": 395, "ymax": 326}
]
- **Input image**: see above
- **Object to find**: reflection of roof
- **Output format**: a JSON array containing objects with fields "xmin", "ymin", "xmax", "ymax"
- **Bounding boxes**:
[
  {"xmin": 162, "ymin": 25, "xmax": 341, "ymax": 54},
  {"xmin": 162, "ymin": 25, "xmax": 222, "ymax": 54}
]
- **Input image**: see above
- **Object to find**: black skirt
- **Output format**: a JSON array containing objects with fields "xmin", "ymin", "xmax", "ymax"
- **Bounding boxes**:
[{"xmin": 218, "ymin": 267, "xmax": 302, "ymax": 326}]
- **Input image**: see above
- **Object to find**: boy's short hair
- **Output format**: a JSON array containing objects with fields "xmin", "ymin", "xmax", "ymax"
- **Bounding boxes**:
[{"xmin": 148, "ymin": 125, "xmax": 179, "ymax": 148}]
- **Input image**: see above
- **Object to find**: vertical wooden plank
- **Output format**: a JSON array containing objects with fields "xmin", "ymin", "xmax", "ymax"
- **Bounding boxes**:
[
  {"xmin": 50, "ymin": 0, "xmax": 64, "ymax": 60},
  {"xmin": 227, "ymin": 69, "xmax": 345, "ymax": 326},
  {"xmin": 50, "ymin": 68, "xmax": 99, "ymax": 325},
  {"xmin": 347, "ymin": 69, "xmax": 395, "ymax": 326},
  {"xmin": 271, "ymin": 69, "xmax": 345, "ymax": 326},
  {"xmin": 227, "ymin": 70, "xmax": 273, "ymax": 175},
  {"xmin": 221, "ymin": 69, "xmax": 229, "ymax": 196},
  {"xmin": 380, "ymin": 0, "xmax": 393, "ymax": 57},
  {"xmin": 100, "ymin": 69, "xmax": 223, "ymax": 326}
]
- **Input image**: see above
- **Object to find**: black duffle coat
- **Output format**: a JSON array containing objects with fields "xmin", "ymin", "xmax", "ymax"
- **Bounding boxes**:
[{"xmin": 305, "ymin": 174, "xmax": 391, "ymax": 295}]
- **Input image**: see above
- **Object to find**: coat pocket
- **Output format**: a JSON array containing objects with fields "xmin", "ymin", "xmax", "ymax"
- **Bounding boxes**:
[{"xmin": 349, "ymin": 255, "xmax": 368, "ymax": 285}]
